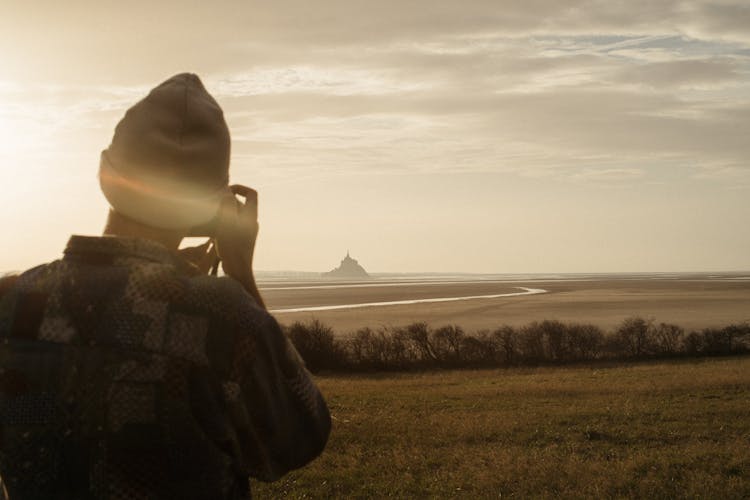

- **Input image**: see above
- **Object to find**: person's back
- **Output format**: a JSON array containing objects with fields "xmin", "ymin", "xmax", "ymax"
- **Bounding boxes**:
[{"xmin": 0, "ymin": 74, "xmax": 330, "ymax": 499}]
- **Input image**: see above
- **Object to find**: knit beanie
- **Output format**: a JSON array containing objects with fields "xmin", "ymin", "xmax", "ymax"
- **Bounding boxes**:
[{"xmin": 99, "ymin": 73, "xmax": 230, "ymax": 229}]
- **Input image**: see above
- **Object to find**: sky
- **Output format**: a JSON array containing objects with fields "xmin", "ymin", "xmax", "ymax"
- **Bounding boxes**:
[{"xmin": 1, "ymin": 0, "xmax": 749, "ymax": 274}]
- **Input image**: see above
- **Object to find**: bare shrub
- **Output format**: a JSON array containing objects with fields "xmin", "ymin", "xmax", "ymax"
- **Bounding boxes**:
[
  {"xmin": 344, "ymin": 326, "xmax": 417, "ymax": 369},
  {"xmin": 615, "ymin": 317, "xmax": 656, "ymax": 358},
  {"xmin": 683, "ymin": 330, "xmax": 705, "ymax": 355},
  {"xmin": 724, "ymin": 324, "xmax": 750, "ymax": 353},
  {"xmin": 431, "ymin": 325, "xmax": 465, "ymax": 363},
  {"xmin": 492, "ymin": 326, "xmax": 519, "ymax": 365},
  {"xmin": 684, "ymin": 324, "xmax": 750, "ymax": 357},
  {"xmin": 387, "ymin": 327, "xmax": 418, "ymax": 366},
  {"xmin": 566, "ymin": 323, "xmax": 605, "ymax": 361},
  {"xmin": 286, "ymin": 319, "xmax": 344, "ymax": 371},
  {"xmin": 460, "ymin": 330, "xmax": 497, "ymax": 365},
  {"xmin": 518, "ymin": 322, "xmax": 547, "ymax": 364},
  {"xmin": 539, "ymin": 320, "xmax": 569, "ymax": 361},
  {"xmin": 347, "ymin": 327, "xmax": 384, "ymax": 368},
  {"xmin": 286, "ymin": 317, "xmax": 750, "ymax": 372},
  {"xmin": 404, "ymin": 322, "xmax": 437, "ymax": 362},
  {"xmin": 653, "ymin": 323, "xmax": 684, "ymax": 355}
]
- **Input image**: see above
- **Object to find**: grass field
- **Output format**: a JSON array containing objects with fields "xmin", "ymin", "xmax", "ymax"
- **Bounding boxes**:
[{"xmin": 252, "ymin": 357, "xmax": 750, "ymax": 498}]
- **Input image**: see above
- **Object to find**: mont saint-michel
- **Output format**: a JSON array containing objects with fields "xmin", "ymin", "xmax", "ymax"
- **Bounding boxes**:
[{"xmin": 323, "ymin": 251, "xmax": 370, "ymax": 279}]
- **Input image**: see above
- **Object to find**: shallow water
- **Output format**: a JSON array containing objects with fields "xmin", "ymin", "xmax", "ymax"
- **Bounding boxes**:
[{"xmin": 268, "ymin": 286, "xmax": 547, "ymax": 313}]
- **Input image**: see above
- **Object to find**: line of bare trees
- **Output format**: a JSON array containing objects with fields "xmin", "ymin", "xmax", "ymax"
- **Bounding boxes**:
[{"xmin": 284, "ymin": 317, "xmax": 750, "ymax": 373}]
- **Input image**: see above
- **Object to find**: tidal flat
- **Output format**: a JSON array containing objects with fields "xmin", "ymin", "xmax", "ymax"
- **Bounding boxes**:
[{"xmin": 262, "ymin": 276, "xmax": 750, "ymax": 333}]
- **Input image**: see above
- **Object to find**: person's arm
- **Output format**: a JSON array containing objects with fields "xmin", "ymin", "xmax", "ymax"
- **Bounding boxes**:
[
  {"xmin": 211, "ymin": 184, "xmax": 329, "ymax": 478},
  {"xmin": 214, "ymin": 185, "xmax": 266, "ymax": 309},
  {"xmin": 224, "ymin": 301, "xmax": 331, "ymax": 481}
]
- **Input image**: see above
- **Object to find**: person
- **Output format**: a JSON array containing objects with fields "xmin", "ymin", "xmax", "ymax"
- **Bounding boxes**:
[{"xmin": 0, "ymin": 73, "xmax": 330, "ymax": 499}]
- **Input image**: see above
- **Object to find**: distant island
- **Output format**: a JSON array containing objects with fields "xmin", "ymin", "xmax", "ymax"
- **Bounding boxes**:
[{"xmin": 323, "ymin": 251, "xmax": 370, "ymax": 279}]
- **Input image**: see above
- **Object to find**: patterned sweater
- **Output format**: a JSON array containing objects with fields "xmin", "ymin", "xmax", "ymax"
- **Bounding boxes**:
[{"xmin": 0, "ymin": 236, "xmax": 330, "ymax": 499}]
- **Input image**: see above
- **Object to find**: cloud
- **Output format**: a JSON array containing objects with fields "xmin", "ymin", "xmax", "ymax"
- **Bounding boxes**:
[
  {"xmin": 2, "ymin": 0, "xmax": 748, "ymax": 185},
  {"xmin": 613, "ymin": 58, "xmax": 741, "ymax": 88},
  {"xmin": 4, "ymin": 1, "xmax": 750, "ymax": 82},
  {"xmin": 679, "ymin": 1, "xmax": 750, "ymax": 43},
  {"xmin": 691, "ymin": 164, "xmax": 750, "ymax": 181},
  {"xmin": 571, "ymin": 168, "xmax": 645, "ymax": 182},
  {"xmin": 211, "ymin": 67, "xmax": 431, "ymax": 97}
]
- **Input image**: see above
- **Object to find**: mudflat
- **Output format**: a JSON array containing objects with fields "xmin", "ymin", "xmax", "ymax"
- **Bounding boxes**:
[{"xmin": 261, "ymin": 278, "xmax": 750, "ymax": 333}]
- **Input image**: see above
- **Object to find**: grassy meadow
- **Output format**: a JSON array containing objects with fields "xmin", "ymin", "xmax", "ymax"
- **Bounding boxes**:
[{"xmin": 253, "ymin": 357, "xmax": 750, "ymax": 498}]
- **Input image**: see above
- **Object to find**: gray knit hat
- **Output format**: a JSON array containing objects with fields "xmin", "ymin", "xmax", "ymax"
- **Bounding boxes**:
[{"xmin": 99, "ymin": 73, "xmax": 230, "ymax": 229}]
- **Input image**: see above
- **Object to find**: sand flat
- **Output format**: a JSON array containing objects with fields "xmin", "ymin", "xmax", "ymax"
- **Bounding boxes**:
[{"xmin": 262, "ymin": 278, "xmax": 750, "ymax": 333}]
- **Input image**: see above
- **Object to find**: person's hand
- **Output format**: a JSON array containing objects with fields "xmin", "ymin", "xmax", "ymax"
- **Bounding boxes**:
[
  {"xmin": 215, "ymin": 184, "xmax": 258, "ymax": 280},
  {"xmin": 177, "ymin": 240, "xmax": 218, "ymax": 275},
  {"xmin": 214, "ymin": 184, "xmax": 265, "ymax": 307}
]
